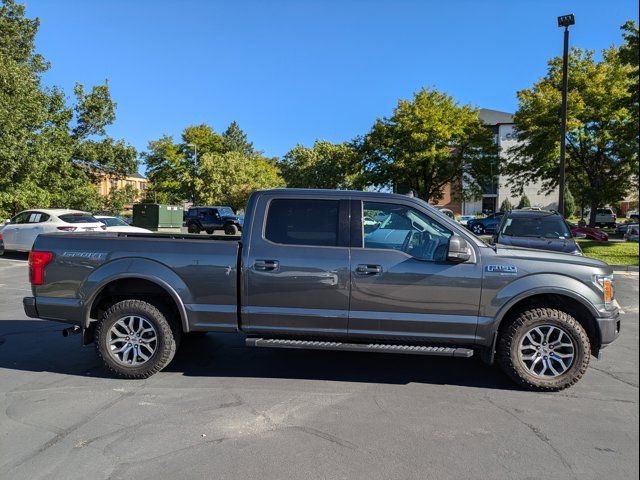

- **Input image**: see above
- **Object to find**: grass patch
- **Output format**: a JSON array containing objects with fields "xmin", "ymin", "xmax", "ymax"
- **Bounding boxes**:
[{"xmin": 578, "ymin": 239, "xmax": 639, "ymax": 266}]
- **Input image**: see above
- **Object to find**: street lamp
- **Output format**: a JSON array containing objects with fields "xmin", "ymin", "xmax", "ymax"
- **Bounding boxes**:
[
  {"xmin": 557, "ymin": 13, "xmax": 575, "ymax": 216},
  {"xmin": 187, "ymin": 143, "xmax": 198, "ymax": 204}
]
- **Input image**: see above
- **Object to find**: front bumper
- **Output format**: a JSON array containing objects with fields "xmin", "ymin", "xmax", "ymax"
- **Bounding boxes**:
[{"xmin": 596, "ymin": 302, "xmax": 621, "ymax": 347}]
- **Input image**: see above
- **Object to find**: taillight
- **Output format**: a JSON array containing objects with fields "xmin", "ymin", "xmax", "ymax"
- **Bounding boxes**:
[
  {"xmin": 57, "ymin": 226, "xmax": 77, "ymax": 231},
  {"xmin": 0, "ymin": 232, "xmax": 3, "ymax": 242},
  {"xmin": 29, "ymin": 251, "xmax": 53, "ymax": 285}
]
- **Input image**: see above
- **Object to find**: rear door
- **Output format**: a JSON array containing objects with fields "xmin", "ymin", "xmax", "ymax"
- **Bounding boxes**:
[
  {"xmin": 241, "ymin": 195, "xmax": 351, "ymax": 337},
  {"xmin": 348, "ymin": 199, "xmax": 482, "ymax": 344}
]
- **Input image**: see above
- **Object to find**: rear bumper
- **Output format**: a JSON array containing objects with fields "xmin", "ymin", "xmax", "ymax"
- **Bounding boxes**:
[
  {"xmin": 22, "ymin": 296, "xmax": 83, "ymax": 325},
  {"xmin": 23, "ymin": 296, "xmax": 38, "ymax": 318}
]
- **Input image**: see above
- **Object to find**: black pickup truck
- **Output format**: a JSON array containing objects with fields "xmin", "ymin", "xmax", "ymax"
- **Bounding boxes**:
[{"xmin": 22, "ymin": 189, "xmax": 620, "ymax": 391}]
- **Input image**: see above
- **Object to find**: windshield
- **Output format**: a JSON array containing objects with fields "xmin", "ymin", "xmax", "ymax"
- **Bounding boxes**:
[
  {"xmin": 501, "ymin": 216, "xmax": 572, "ymax": 239},
  {"xmin": 59, "ymin": 213, "xmax": 100, "ymax": 224},
  {"xmin": 98, "ymin": 217, "xmax": 128, "ymax": 227}
]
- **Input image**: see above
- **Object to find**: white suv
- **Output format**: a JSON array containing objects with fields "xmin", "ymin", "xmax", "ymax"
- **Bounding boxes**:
[{"xmin": 0, "ymin": 209, "xmax": 106, "ymax": 253}]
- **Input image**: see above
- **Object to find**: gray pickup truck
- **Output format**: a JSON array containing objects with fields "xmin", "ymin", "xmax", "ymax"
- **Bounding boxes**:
[{"xmin": 22, "ymin": 189, "xmax": 621, "ymax": 391}]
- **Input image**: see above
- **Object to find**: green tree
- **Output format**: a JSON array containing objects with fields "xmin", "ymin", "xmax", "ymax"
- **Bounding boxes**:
[
  {"xmin": 517, "ymin": 195, "xmax": 531, "ymax": 209},
  {"xmin": 357, "ymin": 88, "xmax": 500, "ymax": 203},
  {"xmin": 563, "ymin": 187, "xmax": 576, "ymax": 218},
  {"xmin": 196, "ymin": 151, "xmax": 284, "ymax": 211},
  {"xmin": 499, "ymin": 198, "xmax": 513, "ymax": 212},
  {"xmin": 504, "ymin": 44, "xmax": 638, "ymax": 227},
  {"xmin": 142, "ymin": 135, "xmax": 188, "ymax": 204},
  {"xmin": 222, "ymin": 121, "xmax": 255, "ymax": 157},
  {"xmin": 280, "ymin": 141, "xmax": 360, "ymax": 189},
  {"xmin": 104, "ymin": 184, "xmax": 139, "ymax": 213},
  {"xmin": 0, "ymin": 0, "xmax": 137, "ymax": 219}
]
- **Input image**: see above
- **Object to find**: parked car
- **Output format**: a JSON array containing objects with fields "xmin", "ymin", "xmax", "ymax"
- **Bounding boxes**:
[
  {"xmin": 494, "ymin": 210, "xmax": 583, "ymax": 255},
  {"xmin": 624, "ymin": 224, "xmax": 639, "ymax": 242},
  {"xmin": 0, "ymin": 209, "xmax": 106, "ymax": 253},
  {"xmin": 22, "ymin": 189, "xmax": 621, "ymax": 391},
  {"xmin": 466, "ymin": 212, "xmax": 504, "ymax": 235},
  {"xmin": 182, "ymin": 206, "xmax": 242, "ymax": 235},
  {"xmin": 584, "ymin": 208, "xmax": 617, "ymax": 228},
  {"xmin": 458, "ymin": 215, "xmax": 476, "ymax": 227},
  {"xmin": 95, "ymin": 216, "xmax": 152, "ymax": 233},
  {"xmin": 569, "ymin": 223, "xmax": 609, "ymax": 241}
]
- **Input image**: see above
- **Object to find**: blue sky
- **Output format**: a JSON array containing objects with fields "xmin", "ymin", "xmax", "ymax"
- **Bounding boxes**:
[{"xmin": 27, "ymin": 0, "xmax": 638, "ymax": 168}]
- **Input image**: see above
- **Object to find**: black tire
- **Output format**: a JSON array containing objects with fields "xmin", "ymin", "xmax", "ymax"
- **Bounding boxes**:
[
  {"xmin": 95, "ymin": 299, "xmax": 181, "ymax": 379},
  {"xmin": 472, "ymin": 224, "xmax": 485, "ymax": 235},
  {"xmin": 224, "ymin": 223, "xmax": 239, "ymax": 235},
  {"xmin": 497, "ymin": 307, "xmax": 590, "ymax": 391},
  {"xmin": 188, "ymin": 223, "xmax": 200, "ymax": 234},
  {"xmin": 205, "ymin": 229, "xmax": 214, "ymax": 235}
]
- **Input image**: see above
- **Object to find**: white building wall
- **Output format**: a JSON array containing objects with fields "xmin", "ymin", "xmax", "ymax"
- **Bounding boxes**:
[{"xmin": 497, "ymin": 124, "xmax": 558, "ymax": 211}]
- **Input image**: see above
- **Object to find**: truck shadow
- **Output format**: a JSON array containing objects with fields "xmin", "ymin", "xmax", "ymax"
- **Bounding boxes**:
[{"xmin": 0, "ymin": 320, "xmax": 518, "ymax": 390}]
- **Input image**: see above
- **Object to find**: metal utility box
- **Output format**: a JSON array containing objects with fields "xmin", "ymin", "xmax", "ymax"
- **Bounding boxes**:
[{"xmin": 132, "ymin": 204, "xmax": 183, "ymax": 231}]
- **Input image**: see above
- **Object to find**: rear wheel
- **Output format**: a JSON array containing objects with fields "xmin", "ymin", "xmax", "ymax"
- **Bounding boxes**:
[
  {"xmin": 224, "ymin": 223, "xmax": 239, "ymax": 235},
  {"xmin": 188, "ymin": 223, "xmax": 200, "ymax": 234},
  {"xmin": 497, "ymin": 307, "xmax": 590, "ymax": 391},
  {"xmin": 95, "ymin": 299, "xmax": 181, "ymax": 379}
]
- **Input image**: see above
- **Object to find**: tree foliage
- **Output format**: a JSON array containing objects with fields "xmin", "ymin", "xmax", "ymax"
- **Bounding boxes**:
[
  {"xmin": 144, "ymin": 121, "xmax": 280, "ymax": 209},
  {"xmin": 356, "ymin": 88, "xmax": 500, "ymax": 203},
  {"xmin": 517, "ymin": 195, "xmax": 531, "ymax": 209},
  {"xmin": 499, "ymin": 198, "xmax": 513, "ymax": 212},
  {"xmin": 196, "ymin": 151, "xmax": 284, "ymax": 211},
  {"xmin": 563, "ymin": 187, "xmax": 576, "ymax": 218},
  {"xmin": 0, "ymin": 0, "xmax": 137, "ymax": 219},
  {"xmin": 104, "ymin": 184, "xmax": 138, "ymax": 214},
  {"xmin": 504, "ymin": 39, "xmax": 638, "ymax": 226},
  {"xmin": 280, "ymin": 141, "xmax": 361, "ymax": 189}
]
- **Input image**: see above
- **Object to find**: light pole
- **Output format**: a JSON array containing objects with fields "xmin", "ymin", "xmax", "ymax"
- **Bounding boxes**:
[
  {"xmin": 187, "ymin": 143, "xmax": 198, "ymax": 204},
  {"xmin": 557, "ymin": 13, "xmax": 575, "ymax": 216}
]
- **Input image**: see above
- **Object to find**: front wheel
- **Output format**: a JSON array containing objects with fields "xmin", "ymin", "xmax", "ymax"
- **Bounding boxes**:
[
  {"xmin": 224, "ymin": 224, "xmax": 239, "ymax": 235},
  {"xmin": 497, "ymin": 307, "xmax": 590, "ymax": 391},
  {"xmin": 472, "ymin": 224, "xmax": 485, "ymax": 235},
  {"xmin": 95, "ymin": 299, "xmax": 180, "ymax": 379}
]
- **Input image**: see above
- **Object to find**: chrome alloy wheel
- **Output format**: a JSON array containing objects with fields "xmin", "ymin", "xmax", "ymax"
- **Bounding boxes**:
[
  {"xmin": 519, "ymin": 325, "xmax": 575, "ymax": 377},
  {"xmin": 107, "ymin": 316, "xmax": 158, "ymax": 366}
]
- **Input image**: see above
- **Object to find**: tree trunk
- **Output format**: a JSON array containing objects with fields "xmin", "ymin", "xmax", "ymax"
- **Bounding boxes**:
[{"xmin": 589, "ymin": 200, "xmax": 598, "ymax": 228}]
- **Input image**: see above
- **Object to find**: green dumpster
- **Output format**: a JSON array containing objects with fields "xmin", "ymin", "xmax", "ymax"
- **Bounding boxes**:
[{"xmin": 132, "ymin": 204, "xmax": 183, "ymax": 231}]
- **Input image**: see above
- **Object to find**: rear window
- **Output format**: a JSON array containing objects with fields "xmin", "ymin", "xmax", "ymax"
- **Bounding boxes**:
[
  {"xmin": 597, "ymin": 209, "xmax": 613, "ymax": 215},
  {"xmin": 59, "ymin": 213, "xmax": 100, "ymax": 224},
  {"xmin": 501, "ymin": 215, "xmax": 571, "ymax": 239},
  {"xmin": 265, "ymin": 199, "xmax": 339, "ymax": 246}
]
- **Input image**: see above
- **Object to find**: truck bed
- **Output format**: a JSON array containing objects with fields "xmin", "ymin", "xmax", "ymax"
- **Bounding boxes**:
[{"xmin": 31, "ymin": 232, "xmax": 241, "ymax": 332}]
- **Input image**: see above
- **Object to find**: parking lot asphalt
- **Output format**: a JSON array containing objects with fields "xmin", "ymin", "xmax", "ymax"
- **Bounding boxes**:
[{"xmin": 0, "ymin": 253, "xmax": 638, "ymax": 480}]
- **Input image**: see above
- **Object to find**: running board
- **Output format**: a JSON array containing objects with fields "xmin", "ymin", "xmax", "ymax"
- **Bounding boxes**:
[{"xmin": 245, "ymin": 338, "xmax": 474, "ymax": 358}]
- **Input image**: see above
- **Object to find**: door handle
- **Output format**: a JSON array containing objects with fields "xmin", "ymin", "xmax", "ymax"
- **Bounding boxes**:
[
  {"xmin": 355, "ymin": 264, "xmax": 382, "ymax": 275},
  {"xmin": 254, "ymin": 259, "xmax": 279, "ymax": 271}
]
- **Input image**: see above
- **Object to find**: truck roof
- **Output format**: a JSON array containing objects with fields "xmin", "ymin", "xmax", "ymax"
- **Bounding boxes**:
[{"xmin": 260, "ymin": 188, "xmax": 421, "ymax": 202}]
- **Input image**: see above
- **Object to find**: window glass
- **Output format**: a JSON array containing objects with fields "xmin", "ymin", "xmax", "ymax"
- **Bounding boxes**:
[
  {"xmin": 12, "ymin": 212, "xmax": 31, "ymax": 224},
  {"xmin": 99, "ymin": 217, "xmax": 128, "ymax": 227},
  {"xmin": 501, "ymin": 215, "xmax": 571, "ymax": 239},
  {"xmin": 265, "ymin": 199, "xmax": 339, "ymax": 246},
  {"xmin": 58, "ymin": 213, "xmax": 100, "ymax": 224},
  {"xmin": 363, "ymin": 202, "xmax": 452, "ymax": 261}
]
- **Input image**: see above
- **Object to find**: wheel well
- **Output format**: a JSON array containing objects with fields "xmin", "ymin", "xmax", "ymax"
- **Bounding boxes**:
[
  {"xmin": 498, "ymin": 293, "xmax": 600, "ymax": 353},
  {"xmin": 89, "ymin": 278, "xmax": 183, "ymax": 331}
]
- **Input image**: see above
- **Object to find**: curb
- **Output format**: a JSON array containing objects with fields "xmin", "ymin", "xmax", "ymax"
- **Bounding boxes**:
[{"xmin": 612, "ymin": 265, "xmax": 639, "ymax": 272}]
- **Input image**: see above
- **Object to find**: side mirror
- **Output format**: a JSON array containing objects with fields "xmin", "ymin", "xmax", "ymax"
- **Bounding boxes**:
[
  {"xmin": 3, "ymin": 218, "xmax": 11, "ymax": 225},
  {"xmin": 447, "ymin": 234, "xmax": 471, "ymax": 263},
  {"xmin": 574, "ymin": 232, "xmax": 587, "ymax": 239}
]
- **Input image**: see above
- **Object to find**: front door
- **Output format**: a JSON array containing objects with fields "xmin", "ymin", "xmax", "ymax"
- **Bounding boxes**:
[
  {"xmin": 2, "ymin": 211, "xmax": 31, "ymax": 250},
  {"xmin": 349, "ymin": 200, "xmax": 483, "ymax": 344},
  {"xmin": 242, "ymin": 197, "xmax": 351, "ymax": 337}
]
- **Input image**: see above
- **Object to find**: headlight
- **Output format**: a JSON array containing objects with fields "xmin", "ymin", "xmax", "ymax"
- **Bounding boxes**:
[{"xmin": 593, "ymin": 274, "xmax": 614, "ymax": 304}]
